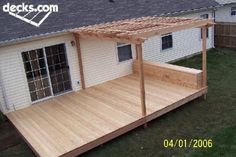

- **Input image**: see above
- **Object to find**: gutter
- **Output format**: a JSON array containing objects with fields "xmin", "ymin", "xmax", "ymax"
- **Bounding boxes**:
[
  {"xmin": 0, "ymin": 5, "xmax": 221, "ymax": 48},
  {"xmin": 0, "ymin": 30, "xmax": 70, "ymax": 48}
]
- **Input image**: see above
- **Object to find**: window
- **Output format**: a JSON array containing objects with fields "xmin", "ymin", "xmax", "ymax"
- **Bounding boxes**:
[
  {"xmin": 200, "ymin": 14, "xmax": 209, "ymax": 38},
  {"xmin": 117, "ymin": 43, "xmax": 132, "ymax": 62},
  {"xmin": 231, "ymin": 7, "xmax": 236, "ymax": 16},
  {"xmin": 161, "ymin": 34, "xmax": 173, "ymax": 50}
]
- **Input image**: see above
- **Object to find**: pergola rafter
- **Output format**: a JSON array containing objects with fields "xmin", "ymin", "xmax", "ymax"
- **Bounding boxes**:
[
  {"xmin": 72, "ymin": 16, "xmax": 214, "ymax": 126},
  {"xmin": 72, "ymin": 16, "xmax": 214, "ymax": 44}
]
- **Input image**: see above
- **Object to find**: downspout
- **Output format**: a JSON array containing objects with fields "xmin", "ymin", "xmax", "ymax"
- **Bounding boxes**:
[
  {"xmin": 212, "ymin": 9, "xmax": 216, "ymax": 48},
  {"xmin": 0, "ymin": 70, "xmax": 10, "ymax": 111}
]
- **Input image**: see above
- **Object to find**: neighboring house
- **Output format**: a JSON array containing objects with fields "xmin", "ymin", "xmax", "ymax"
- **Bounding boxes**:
[
  {"xmin": 0, "ymin": 0, "xmax": 218, "ymax": 113},
  {"xmin": 215, "ymin": 0, "xmax": 236, "ymax": 22}
]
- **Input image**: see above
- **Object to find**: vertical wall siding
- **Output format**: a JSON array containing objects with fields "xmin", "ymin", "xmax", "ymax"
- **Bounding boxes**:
[
  {"xmin": 215, "ymin": 5, "xmax": 236, "ymax": 23},
  {"xmin": 0, "ymin": 34, "xmax": 81, "ymax": 113},
  {"xmin": 80, "ymin": 38, "xmax": 134, "ymax": 88}
]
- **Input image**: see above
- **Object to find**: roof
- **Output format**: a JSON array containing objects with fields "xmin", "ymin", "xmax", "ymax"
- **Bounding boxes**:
[
  {"xmin": 214, "ymin": 0, "xmax": 236, "ymax": 5},
  {"xmin": 74, "ymin": 17, "xmax": 214, "ymax": 44},
  {"xmin": 0, "ymin": 0, "xmax": 219, "ymax": 46}
]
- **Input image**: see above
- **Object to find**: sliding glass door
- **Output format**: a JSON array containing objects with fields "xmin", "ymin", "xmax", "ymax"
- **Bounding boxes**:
[{"xmin": 22, "ymin": 43, "xmax": 72, "ymax": 102}]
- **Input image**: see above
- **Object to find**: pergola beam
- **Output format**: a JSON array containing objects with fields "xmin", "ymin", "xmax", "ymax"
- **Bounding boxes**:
[{"xmin": 76, "ymin": 32, "xmax": 145, "ymax": 44}]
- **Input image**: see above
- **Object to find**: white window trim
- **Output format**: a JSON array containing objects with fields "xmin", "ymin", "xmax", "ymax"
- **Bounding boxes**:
[
  {"xmin": 231, "ymin": 7, "xmax": 236, "ymax": 16},
  {"xmin": 115, "ymin": 43, "xmax": 133, "ymax": 64},
  {"xmin": 200, "ymin": 14, "xmax": 210, "ymax": 40},
  {"xmin": 161, "ymin": 33, "xmax": 173, "ymax": 51}
]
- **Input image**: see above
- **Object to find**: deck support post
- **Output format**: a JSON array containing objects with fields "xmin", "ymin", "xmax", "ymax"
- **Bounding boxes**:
[
  {"xmin": 201, "ymin": 26, "xmax": 207, "ymax": 99},
  {"xmin": 74, "ymin": 34, "xmax": 86, "ymax": 89},
  {"xmin": 136, "ymin": 44, "xmax": 147, "ymax": 127}
]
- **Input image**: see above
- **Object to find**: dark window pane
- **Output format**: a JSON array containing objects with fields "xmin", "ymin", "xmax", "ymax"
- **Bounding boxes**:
[
  {"xmin": 39, "ymin": 59, "xmax": 46, "ymax": 68},
  {"xmin": 43, "ymin": 78, "xmax": 50, "ymax": 87},
  {"xmin": 55, "ymin": 64, "xmax": 61, "ymax": 71},
  {"xmin": 29, "ymin": 50, "xmax": 37, "ymax": 60},
  {"xmin": 63, "ymin": 72, "xmax": 70, "ymax": 81},
  {"xmin": 33, "ymin": 70, "xmax": 41, "ymax": 78},
  {"xmin": 58, "ymin": 83, "xmax": 64, "ymax": 92},
  {"xmin": 31, "ymin": 60, "xmax": 39, "ymax": 70},
  {"xmin": 50, "ymin": 75, "xmax": 57, "ymax": 83},
  {"xmin": 59, "ymin": 54, "xmax": 66, "ymax": 62},
  {"xmin": 30, "ymin": 92, "xmax": 38, "ymax": 101},
  {"xmin": 35, "ymin": 80, "xmax": 43, "ymax": 89},
  {"xmin": 57, "ymin": 74, "xmax": 63, "ymax": 82},
  {"xmin": 52, "ymin": 84, "xmax": 58, "ymax": 93},
  {"xmin": 24, "ymin": 62, "xmax": 32, "ymax": 72},
  {"xmin": 37, "ymin": 90, "xmax": 45, "ymax": 99},
  {"xmin": 28, "ymin": 82, "xmax": 36, "ymax": 91},
  {"xmin": 41, "ymin": 69, "xmax": 47, "ymax": 78},
  {"xmin": 64, "ymin": 81, "xmax": 72, "ymax": 90},
  {"xmin": 52, "ymin": 46, "xmax": 58, "ymax": 55},
  {"xmin": 26, "ymin": 72, "xmax": 33, "ymax": 81},
  {"xmin": 37, "ymin": 49, "xmax": 44, "ymax": 58},
  {"xmin": 22, "ymin": 52, "xmax": 30, "ymax": 62},
  {"xmin": 53, "ymin": 55, "xmax": 60, "ymax": 64},
  {"xmin": 58, "ymin": 44, "xmax": 64, "ymax": 53},
  {"xmin": 45, "ymin": 88, "xmax": 51, "ymax": 97},
  {"xmin": 47, "ymin": 56, "xmax": 53, "ymax": 65},
  {"xmin": 45, "ymin": 47, "xmax": 53, "ymax": 56},
  {"xmin": 162, "ymin": 34, "xmax": 173, "ymax": 50},
  {"xmin": 117, "ymin": 44, "xmax": 132, "ymax": 62}
]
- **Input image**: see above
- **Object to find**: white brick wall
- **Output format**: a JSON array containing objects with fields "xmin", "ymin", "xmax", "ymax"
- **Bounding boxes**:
[
  {"xmin": 0, "ymin": 34, "xmax": 81, "ymax": 113},
  {"xmin": 143, "ymin": 11, "xmax": 214, "ymax": 63},
  {"xmin": 80, "ymin": 37, "xmax": 135, "ymax": 87},
  {"xmin": 215, "ymin": 4, "xmax": 236, "ymax": 22}
]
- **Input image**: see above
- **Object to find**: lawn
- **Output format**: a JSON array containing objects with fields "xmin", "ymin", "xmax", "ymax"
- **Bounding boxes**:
[{"xmin": 0, "ymin": 48, "xmax": 235, "ymax": 157}]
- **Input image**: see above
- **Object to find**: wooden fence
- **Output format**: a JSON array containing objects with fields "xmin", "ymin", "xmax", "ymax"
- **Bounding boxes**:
[{"xmin": 215, "ymin": 22, "xmax": 236, "ymax": 48}]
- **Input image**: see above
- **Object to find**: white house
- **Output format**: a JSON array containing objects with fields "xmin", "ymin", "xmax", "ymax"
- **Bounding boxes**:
[
  {"xmin": 215, "ymin": 0, "xmax": 236, "ymax": 22},
  {"xmin": 0, "ymin": 0, "xmax": 218, "ymax": 113}
]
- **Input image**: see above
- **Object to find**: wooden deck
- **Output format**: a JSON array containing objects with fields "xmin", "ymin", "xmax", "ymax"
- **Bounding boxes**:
[{"xmin": 7, "ymin": 74, "xmax": 207, "ymax": 157}]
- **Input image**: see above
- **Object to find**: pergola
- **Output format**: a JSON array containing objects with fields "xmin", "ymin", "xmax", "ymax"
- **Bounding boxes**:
[{"xmin": 72, "ymin": 16, "xmax": 214, "ymax": 123}]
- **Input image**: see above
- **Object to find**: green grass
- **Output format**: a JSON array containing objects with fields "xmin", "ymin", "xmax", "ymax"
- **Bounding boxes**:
[
  {"xmin": 0, "ymin": 111, "xmax": 7, "ymax": 124},
  {"xmin": 0, "ymin": 48, "xmax": 235, "ymax": 157}
]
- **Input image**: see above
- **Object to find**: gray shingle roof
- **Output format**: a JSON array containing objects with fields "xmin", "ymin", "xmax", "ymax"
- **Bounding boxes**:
[
  {"xmin": 0, "ymin": 0, "xmax": 219, "ymax": 45},
  {"xmin": 215, "ymin": 0, "xmax": 236, "ymax": 5}
]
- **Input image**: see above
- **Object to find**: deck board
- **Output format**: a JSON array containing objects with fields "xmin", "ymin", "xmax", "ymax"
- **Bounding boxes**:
[{"xmin": 7, "ymin": 74, "xmax": 207, "ymax": 157}]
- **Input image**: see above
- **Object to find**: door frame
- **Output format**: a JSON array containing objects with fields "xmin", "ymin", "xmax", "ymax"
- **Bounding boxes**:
[{"xmin": 23, "ymin": 43, "xmax": 73, "ymax": 104}]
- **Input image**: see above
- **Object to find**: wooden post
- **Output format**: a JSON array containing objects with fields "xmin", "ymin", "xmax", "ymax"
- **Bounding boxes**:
[
  {"xmin": 136, "ymin": 44, "xmax": 147, "ymax": 127},
  {"xmin": 135, "ymin": 44, "xmax": 139, "ymax": 60},
  {"xmin": 74, "ymin": 34, "xmax": 86, "ymax": 89},
  {"xmin": 202, "ymin": 26, "xmax": 207, "ymax": 99}
]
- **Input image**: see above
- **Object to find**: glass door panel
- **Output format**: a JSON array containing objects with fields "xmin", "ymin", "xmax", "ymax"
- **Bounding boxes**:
[
  {"xmin": 45, "ymin": 44, "xmax": 72, "ymax": 95},
  {"xmin": 22, "ymin": 49, "xmax": 52, "ymax": 101}
]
